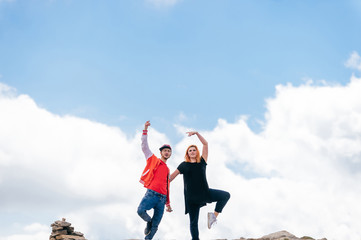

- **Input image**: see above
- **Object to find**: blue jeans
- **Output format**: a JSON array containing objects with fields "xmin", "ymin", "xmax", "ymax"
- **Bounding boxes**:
[{"xmin": 137, "ymin": 189, "xmax": 167, "ymax": 240}]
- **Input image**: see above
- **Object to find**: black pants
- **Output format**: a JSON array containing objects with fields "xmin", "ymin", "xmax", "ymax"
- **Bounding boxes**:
[{"xmin": 187, "ymin": 188, "xmax": 230, "ymax": 240}]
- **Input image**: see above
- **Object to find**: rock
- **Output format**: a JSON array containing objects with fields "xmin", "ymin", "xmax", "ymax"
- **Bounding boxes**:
[
  {"xmin": 55, "ymin": 235, "xmax": 86, "ymax": 240},
  {"xmin": 262, "ymin": 230, "xmax": 297, "ymax": 240},
  {"xmin": 66, "ymin": 226, "xmax": 75, "ymax": 233},
  {"xmin": 54, "ymin": 220, "xmax": 72, "ymax": 228},
  {"xmin": 49, "ymin": 219, "xmax": 86, "ymax": 240},
  {"xmin": 52, "ymin": 230, "xmax": 68, "ymax": 236},
  {"xmin": 239, "ymin": 231, "xmax": 327, "ymax": 240},
  {"xmin": 52, "ymin": 226, "xmax": 63, "ymax": 231},
  {"xmin": 73, "ymin": 231, "xmax": 84, "ymax": 237}
]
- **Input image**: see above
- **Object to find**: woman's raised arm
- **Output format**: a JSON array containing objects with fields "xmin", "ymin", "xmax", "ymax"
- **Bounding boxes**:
[{"xmin": 187, "ymin": 131, "xmax": 208, "ymax": 162}]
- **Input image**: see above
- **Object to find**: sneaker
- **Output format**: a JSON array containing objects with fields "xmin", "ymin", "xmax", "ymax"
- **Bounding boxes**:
[
  {"xmin": 144, "ymin": 221, "xmax": 152, "ymax": 236},
  {"xmin": 207, "ymin": 212, "xmax": 217, "ymax": 229}
]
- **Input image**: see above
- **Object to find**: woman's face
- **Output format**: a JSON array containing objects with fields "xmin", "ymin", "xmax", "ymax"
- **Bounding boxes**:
[{"xmin": 188, "ymin": 146, "xmax": 197, "ymax": 158}]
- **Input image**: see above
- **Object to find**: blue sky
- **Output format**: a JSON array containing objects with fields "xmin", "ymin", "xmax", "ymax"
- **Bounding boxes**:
[
  {"xmin": 1, "ymin": 0, "xmax": 360, "ymax": 140},
  {"xmin": 2, "ymin": 1, "xmax": 361, "ymax": 240}
]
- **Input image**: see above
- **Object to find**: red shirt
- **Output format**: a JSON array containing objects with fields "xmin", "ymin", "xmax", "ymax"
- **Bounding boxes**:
[{"xmin": 148, "ymin": 159, "xmax": 169, "ymax": 196}]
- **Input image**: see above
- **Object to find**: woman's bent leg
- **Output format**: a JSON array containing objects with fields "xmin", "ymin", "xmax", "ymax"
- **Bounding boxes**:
[{"xmin": 209, "ymin": 189, "xmax": 230, "ymax": 213}]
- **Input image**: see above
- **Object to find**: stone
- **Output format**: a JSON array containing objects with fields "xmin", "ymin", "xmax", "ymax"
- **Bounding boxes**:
[
  {"xmin": 261, "ymin": 231, "xmax": 297, "ymax": 240},
  {"xmin": 238, "ymin": 231, "xmax": 327, "ymax": 240},
  {"xmin": 54, "ymin": 220, "xmax": 72, "ymax": 227},
  {"xmin": 56, "ymin": 235, "xmax": 86, "ymax": 240},
  {"xmin": 66, "ymin": 226, "xmax": 75, "ymax": 233},
  {"xmin": 52, "ymin": 230, "xmax": 68, "ymax": 236},
  {"xmin": 72, "ymin": 231, "xmax": 84, "ymax": 237},
  {"xmin": 52, "ymin": 226, "xmax": 64, "ymax": 231}
]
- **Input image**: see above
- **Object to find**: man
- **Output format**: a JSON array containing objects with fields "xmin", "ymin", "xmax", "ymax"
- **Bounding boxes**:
[{"xmin": 137, "ymin": 120, "xmax": 173, "ymax": 240}]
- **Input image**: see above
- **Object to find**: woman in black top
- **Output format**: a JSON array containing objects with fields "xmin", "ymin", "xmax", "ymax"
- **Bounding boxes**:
[{"xmin": 170, "ymin": 131, "xmax": 230, "ymax": 240}]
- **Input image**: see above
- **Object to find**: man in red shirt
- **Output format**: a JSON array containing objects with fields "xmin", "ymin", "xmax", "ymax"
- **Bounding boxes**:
[{"xmin": 137, "ymin": 121, "xmax": 172, "ymax": 239}]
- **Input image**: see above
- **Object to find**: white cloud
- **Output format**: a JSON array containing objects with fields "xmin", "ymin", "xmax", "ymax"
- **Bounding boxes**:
[
  {"xmin": 0, "ymin": 223, "xmax": 49, "ymax": 240},
  {"xmin": 146, "ymin": 0, "xmax": 181, "ymax": 8},
  {"xmin": 0, "ymin": 83, "xmax": 16, "ymax": 96},
  {"xmin": 345, "ymin": 51, "xmax": 361, "ymax": 71},
  {"xmin": 1, "ymin": 72, "xmax": 361, "ymax": 240},
  {"xmin": 176, "ymin": 111, "xmax": 188, "ymax": 122},
  {"xmin": 0, "ymin": 82, "xmax": 170, "ymax": 239},
  {"xmin": 0, "ymin": 232, "xmax": 48, "ymax": 240},
  {"xmin": 23, "ymin": 223, "xmax": 49, "ymax": 233}
]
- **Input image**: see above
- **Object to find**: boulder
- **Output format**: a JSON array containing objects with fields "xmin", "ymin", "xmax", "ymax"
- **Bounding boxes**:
[{"xmin": 239, "ymin": 230, "xmax": 327, "ymax": 240}]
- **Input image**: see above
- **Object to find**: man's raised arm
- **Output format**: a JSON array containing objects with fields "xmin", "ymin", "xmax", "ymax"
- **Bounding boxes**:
[{"xmin": 141, "ymin": 120, "xmax": 153, "ymax": 159}]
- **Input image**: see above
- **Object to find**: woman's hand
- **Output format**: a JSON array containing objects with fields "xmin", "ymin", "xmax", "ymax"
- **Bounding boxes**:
[{"xmin": 186, "ymin": 131, "xmax": 198, "ymax": 137}]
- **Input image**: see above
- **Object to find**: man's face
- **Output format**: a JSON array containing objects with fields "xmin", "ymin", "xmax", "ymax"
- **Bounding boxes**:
[{"xmin": 160, "ymin": 148, "xmax": 172, "ymax": 159}]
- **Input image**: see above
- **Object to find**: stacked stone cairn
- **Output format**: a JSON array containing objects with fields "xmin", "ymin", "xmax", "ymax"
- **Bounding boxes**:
[{"xmin": 50, "ymin": 218, "xmax": 87, "ymax": 240}]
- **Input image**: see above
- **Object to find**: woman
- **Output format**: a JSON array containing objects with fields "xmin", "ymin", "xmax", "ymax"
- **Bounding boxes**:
[{"xmin": 170, "ymin": 131, "xmax": 230, "ymax": 240}]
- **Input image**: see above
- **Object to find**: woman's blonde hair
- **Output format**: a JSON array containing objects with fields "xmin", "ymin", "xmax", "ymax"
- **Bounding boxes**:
[{"xmin": 184, "ymin": 145, "xmax": 201, "ymax": 163}]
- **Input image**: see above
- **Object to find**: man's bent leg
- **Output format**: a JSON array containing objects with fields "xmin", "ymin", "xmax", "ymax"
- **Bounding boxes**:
[
  {"xmin": 137, "ymin": 190, "xmax": 156, "ymax": 223},
  {"xmin": 145, "ymin": 196, "xmax": 166, "ymax": 240}
]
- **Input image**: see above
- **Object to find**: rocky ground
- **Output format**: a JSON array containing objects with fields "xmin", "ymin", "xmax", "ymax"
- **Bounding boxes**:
[
  {"xmin": 49, "ymin": 219, "xmax": 326, "ymax": 240},
  {"xmin": 127, "ymin": 230, "xmax": 326, "ymax": 240},
  {"xmin": 237, "ymin": 230, "xmax": 327, "ymax": 240}
]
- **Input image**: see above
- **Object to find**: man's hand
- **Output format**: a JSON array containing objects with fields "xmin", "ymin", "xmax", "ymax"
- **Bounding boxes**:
[
  {"xmin": 144, "ymin": 121, "xmax": 151, "ymax": 130},
  {"xmin": 166, "ymin": 204, "xmax": 173, "ymax": 212}
]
